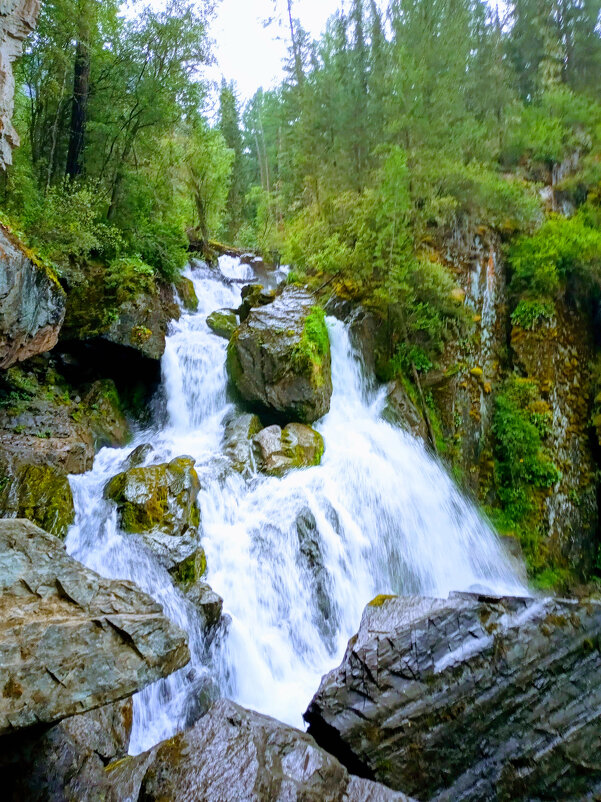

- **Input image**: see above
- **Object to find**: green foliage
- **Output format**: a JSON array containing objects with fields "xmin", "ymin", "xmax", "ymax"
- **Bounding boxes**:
[
  {"xmin": 509, "ymin": 214, "xmax": 601, "ymax": 301},
  {"xmin": 492, "ymin": 378, "xmax": 561, "ymax": 576},
  {"xmin": 292, "ymin": 306, "xmax": 330, "ymax": 375},
  {"xmin": 105, "ymin": 256, "xmax": 156, "ymax": 304},
  {"xmin": 511, "ymin": 299, "xmax": 555, "ymax": 330}
]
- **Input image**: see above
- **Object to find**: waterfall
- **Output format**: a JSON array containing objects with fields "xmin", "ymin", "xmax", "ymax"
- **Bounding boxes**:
[{"xmin": 66, "ymin": 256, "xmax": 525, "ymax": 755}]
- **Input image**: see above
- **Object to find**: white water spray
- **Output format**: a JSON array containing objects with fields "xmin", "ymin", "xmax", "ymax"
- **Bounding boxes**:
[{"xmin": 66, "ymin": 255, "xmax": 525, "ymax": 754}]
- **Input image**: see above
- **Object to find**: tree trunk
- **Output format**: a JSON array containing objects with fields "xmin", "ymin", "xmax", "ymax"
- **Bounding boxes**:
[{"xmin": 65, "ymin": 35, "xmax": 90, "ymax": 179}]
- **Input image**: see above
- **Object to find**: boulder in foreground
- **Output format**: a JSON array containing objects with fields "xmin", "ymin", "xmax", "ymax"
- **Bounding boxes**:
[
  {"xmin": 304, "ymin": 592, "xmax": 601, "ymax": 801},
  {"xmin": 106, "ymin": 698, "xmax": 413, "ymax": 801},
  {"xmin": 0, "ymin": 519, "xmax": 189, "ymax": 735},
  {"xmin": 253, "ymin": 422, "xmax": 324, "ymax": 476},
  {"xmin": 227, "ymin": 287, "xmax": 332, "ymax": 423}
]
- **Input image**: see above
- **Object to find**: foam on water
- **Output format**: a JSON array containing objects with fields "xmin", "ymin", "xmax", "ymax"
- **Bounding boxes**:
[{"xmin": 66, "ymin": 255, "xmax": 526, "ymax": 754}]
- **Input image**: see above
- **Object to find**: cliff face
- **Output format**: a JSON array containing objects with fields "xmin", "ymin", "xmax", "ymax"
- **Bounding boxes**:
[{"xmin": 0, "ymin": 0, "xmax": 40, "ymax": 170}]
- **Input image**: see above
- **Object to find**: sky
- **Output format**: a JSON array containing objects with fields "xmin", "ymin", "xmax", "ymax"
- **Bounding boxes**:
[{"xmin": 206, "ymin": 0, "xmax": 346, "ymax": 102}]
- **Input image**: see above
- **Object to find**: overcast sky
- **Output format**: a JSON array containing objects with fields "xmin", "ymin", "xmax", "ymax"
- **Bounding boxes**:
[{"xmin": 206, "ymin": 0, "xmax": 346, "ymax": 102}]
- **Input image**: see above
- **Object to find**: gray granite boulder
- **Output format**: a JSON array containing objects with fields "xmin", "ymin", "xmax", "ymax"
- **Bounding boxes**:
[
  {"xmin": 0, "ymin": 519, "xmax": 189, "ymax": 735},
  {"xmin": 227, "ymin": 287, "xmax": 332, "ymax": 423},
  {"xmin": 105, "ymin": 699, "xmax": 413, "ymax": 801},
  {"xmin": 305, "ymin": 592, "xmax": 601, "ymax": 801}
]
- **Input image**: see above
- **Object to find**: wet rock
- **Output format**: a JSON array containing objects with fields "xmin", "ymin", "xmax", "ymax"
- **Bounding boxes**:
[
  {"xmin": 304, "ymin": 592, "xmax": 601, "ymax": 801},
  {"xmin": 82, "ymin": 378, "xmax": 130, "ymax": 449},
  {"xmin": 0, "ymin": 519, "xmax": 189, "ymax": 735},
  {"xmin": 223, "ymin": 412, "xmax": 263, "ymax": 473},
  {"xmin": 105, "ymin": 699, "xmax": 412, "ymax": 801},
  {"xmin": 170, "ymin": 546, "xmax": 207, "ymax": 587},
  {"xmin": 103, "ymin": 284, "xmax": 180, "ymax": 361},
  {"xmin": 0, "ymin": 462, "xmax": 74, "ymax": 538},
  {"xmin": 0, "ymin": 225, "xmax": 66, "ymax": 369},
  {"xmin": 121, "ymin": 442, "xmax": 155, "ymax": 470},
  {"xmin": 238, "ymin": 282, "xmax": 276, "ymax": 321},
  {"xmin": 104, "ymin": 456, "xmax": 201, "ymax": 537},
  {"xmin": 383, "ymin": 380, "xmax": 428, "ymax": 442},
  {"xmin": 295, "ymin": 507, "xmax": 337, "ymax": 648},
  {"xmin": 0, "ymin": 1, "xmax": 41, "ymax": 169},
  {"xmin": 253, "ymin": 422, "xmax": 324, "ymax": 476},
  {"xmin": 184, "ymin": 582, "xmax": 224, "ymax": 629},
  {"xmin": 1, "ymin": 698, "xmax": 133, "ymax": 801},
  {"xmin": 207, "ymin": 308, "xmax": 238, "ymax": 339},
  {"xmin": 227, "ymin": 287, "xmax": 332, "ymax": 424},
  {"xmin": 175, "ymin": 275, "xmax": 198, "ymax": 311}
]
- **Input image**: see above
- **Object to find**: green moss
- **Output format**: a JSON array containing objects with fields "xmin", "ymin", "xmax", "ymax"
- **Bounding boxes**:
[
  {"xmin": 511, "ymin": 299, "xmax": 555, "ymax": 331},
  {"xmin": 16, "ymin": 465, "xmax": 75, "ymax": 539},
  {"xmin": 176, "ymin": 276, "xmax": 199, "ymax": 311},
  {"xmin": 171, "ymin": 548, "xmax": 207, "ymax": 588},
  {"xmin": 291, "ymin": 306, "xmax": 330, "ymax": 386},
  {"xmin": 368, "ymin": 594, "xmax": 398, "ymax": 607}
]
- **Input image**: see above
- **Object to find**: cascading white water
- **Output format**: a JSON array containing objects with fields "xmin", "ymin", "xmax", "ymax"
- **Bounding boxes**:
[{"xmin": 66, "ymin": 255, "xmax": 526, "ymax": 755}]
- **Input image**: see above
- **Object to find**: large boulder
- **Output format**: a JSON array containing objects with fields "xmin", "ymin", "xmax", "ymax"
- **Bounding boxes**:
[
  {"xmin": 227, "ymin": 287, "xmax": 332, "ymax": 423},
  {"xmin": 304, "ymin": 592, "xmax": 601, "ymax": 801},
  {"xmin": 253, "ymin": 422, "xmax": 324, "ymax": 476},
  {"xmin": 0, "ymin": 1, "xmax": 41, "ymax": 169},
  {"xmin": 82, "ymin": 378, "xmax": 130, "ymax": 450},
  {"xmin": 105, "ymin": 699, "xmax": 413, "ymax": 801},
  {"xmin": 104, "ymin": 456, "xmax": 201, "ymax": 569},
  {"xmin": 175, "ymin": 275, "xmax": 198, "ymax": 312},
  {"xmin": 207, "ymin": 308, "xmax": 238, "ymax": 339},
  {"xmin": 0, "ymin": 519, "xmax": 189, "ymax": 735},
  {"xmin": 0, "ymin": 226, "xmax": 66, "ymax": 369}
]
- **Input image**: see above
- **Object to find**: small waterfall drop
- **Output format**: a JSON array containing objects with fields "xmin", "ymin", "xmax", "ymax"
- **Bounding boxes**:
[{"xmin": 66, "ymin": 255, "xmax": 525, "ymax": 754}]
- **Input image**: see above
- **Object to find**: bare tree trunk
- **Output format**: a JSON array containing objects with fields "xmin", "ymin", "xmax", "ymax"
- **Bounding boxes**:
[{"xmin": 65, "ymin": 33, "xmax": 90, "ymax": 179}]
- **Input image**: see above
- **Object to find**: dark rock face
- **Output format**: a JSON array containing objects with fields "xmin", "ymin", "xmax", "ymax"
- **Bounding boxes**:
[
  {"xmin": 227, "ymin": 287, "xmax": 332, "ymax": 423},
  {"xmin": 0, "ymin": 462, "xmax": 74, "ymax": 538},
  {"xmin": 223, "ymin": 412, "xmax": 263, "ymax": 473},
  {"xmin": 106, "ymin": 699, "xmax": 412, "ymax": 801},
  {"xmin": 1, "ymin": 698, "xmax": 133, "ymax": 802},
  {"xmin": 0, "ymin": 226, "xmax": 66, "ymax": 369},
  {"xmin": 383, "ymin": 380, "xmax": 428, "ymax": 442},
  {"xmin": 305, "ymin": 592, "xmax": 601, "ymax": 801},
  {"xmin": 0, "ymin": 519, "xmax": 190, "ymax": 735}
]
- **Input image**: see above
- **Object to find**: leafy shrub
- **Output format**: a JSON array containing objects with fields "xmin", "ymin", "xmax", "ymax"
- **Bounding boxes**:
[
  {"xmin": 105, "ymin": 256, "xmax": 156, "ymax": 304},
  {"xmin": 511, "ymin": 299, "xmax": 555, "ymax": 330}
]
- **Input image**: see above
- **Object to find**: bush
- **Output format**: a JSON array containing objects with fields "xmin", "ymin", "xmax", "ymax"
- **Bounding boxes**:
[
  {"xmin": 105, "ymin": 256, "xmax": 156, "ymax": 304},
  {"xmin": 511, "ymin": 299, "xmax": 555, "ymax": 330}
]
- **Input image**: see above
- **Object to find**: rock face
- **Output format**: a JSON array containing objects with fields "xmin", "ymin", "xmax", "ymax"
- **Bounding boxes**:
[
  {"xmin": 0, "ymin": 1, "xmax": 41, "ymax": 169},
  {"xmin": 0, "ymin": 519, "xmax": 189, "ymax": 735},
  {"xmin": 106, "ymin": 699, "xmax": 412, "ymax": 801},
  {"xmin": 254, "ymin": 422, "xmax": 324, "ymax": 476},
  {"xmin": 0, "ymin": 226, "xmax": 66, "ymax": 368},
  {"xmin": 227, "ymin": 287, "xmax": 332, "ymax": 423},
  {"xmin": 0, "ymin": 462, "xmax": 74, "ymax": 538},
  {"xmin": 175, "ymin": 275, "xmax": 198, "ymax": 311},
  {"xmin": 305, "ymin": 592, "xmax": 601, "ymax": 801},
  {"xmin": 1, "ymin": 698, "xmax": 133, "ymax": 802}
]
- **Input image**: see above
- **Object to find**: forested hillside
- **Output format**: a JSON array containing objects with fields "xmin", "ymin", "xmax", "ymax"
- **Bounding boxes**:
[{"xmin": 3, "ymin": 0, "xmax": 601, "ymax": 586}]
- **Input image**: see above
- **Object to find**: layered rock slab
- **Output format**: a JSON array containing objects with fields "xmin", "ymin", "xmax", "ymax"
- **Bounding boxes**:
[
  {"xmin": 106, "ymin": 699, "xmax": 413, "ymax": 801},
  {"xmin": 305, "ymin": 592, "xmax": 601, "ymax": 801},
  {"xmin": 227, "ymin": 287, "xmax": 332, "ymax": 423},
  {"xmin": 0, "ymin": 519, "xmax": 189, "ymax": 734}
]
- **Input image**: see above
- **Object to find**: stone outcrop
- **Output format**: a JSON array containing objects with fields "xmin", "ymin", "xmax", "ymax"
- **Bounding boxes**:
[
  {"xmin": 0, "ymin": 519, "xmax": 189, "ymax": 735},
  {"xmin": 227, "ymin": 287, "xmax": 332, "ymax": 423},
  {"xmin": 0, "ymin": 462, "xmax": 74, "ymax": 538},
  {"xmin": 0, "ymin": 1, "xmax": 40, "ymax": 169},
  {"xmin": 104, "ymin": 456, "xmax": 201, "ymax": 569},
  {"xmin": 175, "ymin": 275, "xmax": 198, "ymax": 311},
  {"xmin": 305, "ymin": 592, "xmax": 601, "ymax": 801},
  {"xmin": 253, "ymin": 422, "xmax": 324, "ymax": 476},
  {"xmin": 0, "ymin": 226, "xmax": 66, "ymax": 368},
  {"xmin": 105, "ymin": 699, "xmax": 413, "ymax": 801},
  {"xmin": 1, "ymin": 699, "xmax": 133, "ymax": 801},
  {"xmin": 223, "ymin": 412, "xmax": 263, "ymax": 473}
]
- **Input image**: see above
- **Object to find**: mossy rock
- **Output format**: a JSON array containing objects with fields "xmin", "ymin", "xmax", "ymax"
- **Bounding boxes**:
[
  {"xmin": 170, "ymin": 548, "xmax": 208, "ymax": 589},
  {"xmin": 207, "ymin": 309, "xmax": 238, "ymax": 340},
  {"xmin": 104, "ymin": 456, "xmax": 201, "ymax": 536},
  {"xmin": 253, "ymin": 423, "xmax": 324, "ymax": 477},
  {"xmin": 175, "ymin": 276, "xmax": 199, "ymax": 312},
  {"xmin": 10, "ymin": 464, "xmax": 74, "ymax": 538},
  {"xmin": 226, "ymin": 288, "xmax": 332, "ymax": 424},
  {"xmin": 222, "ymin": 412, "xmax": 263, "ymax": 474},
  {"xmin": 83, "ymin": 379, "xmax": 131, "ymax": 450}
]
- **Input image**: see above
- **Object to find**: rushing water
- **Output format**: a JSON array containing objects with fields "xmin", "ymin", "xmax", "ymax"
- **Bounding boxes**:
[{"xmin": 66, "ymin": 255, "xmax": 525, "ymax": 755}]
